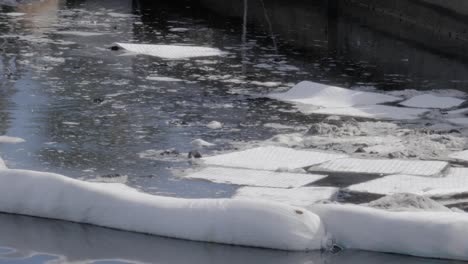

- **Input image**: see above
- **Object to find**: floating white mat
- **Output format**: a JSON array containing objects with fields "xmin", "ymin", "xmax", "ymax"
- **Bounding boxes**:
[
  {"xmin": 449, "ymin": 150, "xmax": 468, "ymax": 162},
  {"xmin": 310, "ymin": 105, "xmax": 429, "ymax": 120},
  {"xmin": 202, "ymin": 146, "xmax": 347, "ymax": 171},
  {"xmin": 234, "ymin": 187, "xmax": 338, "ymax": 207},
  {"xmin": 0, "ymin": 169, "xmax": 326, "ymax": 251},
  {"xmin": 348, "ymin": 168, "xmax": 468, "ymax": 196},
  {"xmin": 309, "ymin": 204, "xmax": 468, "ymax": 261},
  {"xmin": 315, "ymin": 158, "xmax": 448, "ymax": 177},
  {"xmin": 268, "ymin": 81, "xmax": 401, "ymax": 107},
  {"xmin": 399, "ymin": 94, "xmax": 464, "ymax": 109},
  {"xmin": 116, "ymin": 43, "xmax": 225, "ymax": 59},
  {"xmin": 185, "ymin": 167, "xmax": 327, "ymax": 188}
]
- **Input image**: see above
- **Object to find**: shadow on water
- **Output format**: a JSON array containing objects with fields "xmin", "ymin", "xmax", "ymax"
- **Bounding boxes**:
[{"xmin": 0, "ymin": 213, "xmax": 464, "ymax": 264}]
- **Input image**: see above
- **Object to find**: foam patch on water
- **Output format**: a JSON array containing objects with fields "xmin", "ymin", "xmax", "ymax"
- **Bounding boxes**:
[
  {"xmin": 202, "ymin": 146, "xmax": 347, "ymax": 171},
  {"xmin": 399, "ymin": 94, "xmax": 464, "ymax": 109},
  {"xmin": 268, "ymin": 81, "xmax": 401, "ymax": 108},
  {"xmin": 0, "ymin": 136, "xmax": 25, "ymax": 144},
  {"xmin": 146, "ymin": 76, "xmax": 183, "ymax": 82},
  {"xmin": 234, "ymin": 186, "xmax": 338, "ymax": 207},
  {"xmin": 314, "ymin": 158, "xmax": 448, "ymax": 177},
  {"xmin": 185, "ymin": 167, "xmax": 327, "ymax": 188},
  {"xmin": 348, "ymin": 168, "xmax": 468, "ymax": 196},
  {"xmin": 55, "ymin": 31, "xmax": 109, "ymax": 37},
  {"xmin": 116, "ymin": 43, "xmax": 225, "ymax": 59}
]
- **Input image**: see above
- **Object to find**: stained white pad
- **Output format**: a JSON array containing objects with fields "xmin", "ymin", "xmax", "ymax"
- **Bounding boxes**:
[
  {"xmin": 348, "ymin": 168, "xmax": 468, "ymax": 196},
  {"xmin": 185, "ymin": 167, "xmax": 327, "ymax": 188},
  {"xmin": 310, "ymin": 105, "xmax": 429, "ymax": 120},
  {"xmin": 234, "ymin": 186, "xmax": 338, "ymax": 207},
  {"xmin": 116, "ymin": 43, "xmax": 225, "ymax": 59},
  {"xmin": 315, "ymin": 158, "xmax": 448, "ymax": 177},
  {"xmin": 399, "ymin": 94, "xmax": 464, "ymax": 109},
  {"xmin": 202, "ymin": 146, "xmax": 347, "ymax": 171},
  {"xmin": 268, "ymin": 81, "xmax": 401, "ymax": 107},
  {"xmin": 449, "ymin": 150, "xmax": 468, "ymax": 162}
]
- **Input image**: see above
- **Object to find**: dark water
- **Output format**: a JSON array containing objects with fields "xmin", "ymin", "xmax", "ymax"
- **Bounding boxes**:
[{"xmin": 1, "ymin": 0, "xmax": 468, "ymax": 263}]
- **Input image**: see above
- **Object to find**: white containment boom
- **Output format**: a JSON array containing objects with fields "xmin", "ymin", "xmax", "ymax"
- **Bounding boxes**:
[
  {"xmin": 309, "ymin": 204, "xmax": 468, "ymax": 261},
  {"xmin": 0, "ymin": 169, "xmax": 325, "ymax": 251}
]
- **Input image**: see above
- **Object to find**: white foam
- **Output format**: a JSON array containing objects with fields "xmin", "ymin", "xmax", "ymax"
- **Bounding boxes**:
[
  {"xmin": 5, "ymin": 12, "xmax": 24, "ymax": 17},
  {"xmin": 399, "ymin": 94, "xmax": 464, "ymax": 109},
  {"xmin": 310, "ymin": 105, "xmax": 429, "ymax": 120},
  {"xmin": 268, "ymin": 81, "xmax": 401, "ymax": 108},
  {"xmin": 146, "ymin": 76, "xmax": 183, "ymax": 82},
  {"xmin": 348, "ymin": 168, "xmax": 468, "ymax": 196},
  {"xmin": 310, "ymin": 204, "xmax": 468, "ymax": 261},
  {"xmin": 315, "ymin": 158, "xmax": 448, "ymax": 177},
  {"xmin": 116, "ymin": 43, "xmax": 225, "ymax": 59},
  {"xmin": 0, "ymin": 169, "xmax": 325, "ymax": 251},
  {"xmin": 202, "ymin": 146, "xmax": 347, "ymax": 171},
  {"xmin": 185, "ymin": 167, "xmax": 327, "ymax": 188},
  {"xmin": 0, "ymin": 136, "xmax": 25, "ymax": 144},
  {"xmin": 55, "ymin": 31, "xmax": 108, "ymax": 37},
  {"xmin": 191, "ymin": 139, "xmax": 215, "ymax": 148},
  {"xmin": 234, "ymin": 187, "xmax": 337, "ymax": 207},
  {"xmin": 206, "ymin": 121, "xmax": 223, "ymax": 129}
]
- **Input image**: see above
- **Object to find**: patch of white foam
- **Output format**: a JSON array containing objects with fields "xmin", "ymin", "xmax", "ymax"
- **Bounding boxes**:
[
  {"xmin": 202, "ymin": 146, "xmax": 347, "ymax": 171},
  {"xmin": 116, "ymin": 43, "xmax": 225, "ymax": 59},
  {"xmin": 5, "ymin": 12, "xmax": 24, "ymax": 17},
  {"xmin": 191, "ymin": 139, "xmax": 215, "ymax": 148},
  {"xmin": 315, "ymin": 158, "xmax": 448, "ymax": 177},
  {"xmin": 251, "ymin": 81, "xmax": 281, "ymax": 87},
  {"xmin": 108, "ymin": 12, "xmax": 134, "ymax": 18},
  {"xmin": 268, "ymin": 81, "xmax": 401, "ymax": 108},
  {"xmin": 399, "ymin": 94, "xmax": 464, "ymax": 109},
  {"xmin": 0, "ymin": 169, "xmax": 325, "ymax": 251},
  {"xmin": 185, "ymin": 167, "xmax": 327, "ymax": 188},
  {"xmin": 55, "ymin": 31, "xmax": 108, "ymax": 37},
  {"xmin": 0, "ymin": 136, "xmax": 25, "ymax": 144},
  {"xmin": 146, "ymin": 76, "xmax": 183, "ymax": 82},
  {"xmin": 348, "ymin": 168, "xmax": 468, "ymax": 196},
  {"xmin": 234, "ymin": 187, "xmax": 338, "ymax": 207},
  {"xmin": 310, "ymin": 105, "xmax": 429, "ymax": 120},
  {"xmin": 206, "ymin": 121, "xmax": 223, "ymax": 129},
  {"xmin": 367, "ymin": 193, "xmax": 452, "ymax": 212},
  {"xmin": 169, "ymin": 28, "xmax": 189, "ymax": 32},
  {"xmin": 309, "ymin": 204, "xmax": 468, "ymax": 261}
]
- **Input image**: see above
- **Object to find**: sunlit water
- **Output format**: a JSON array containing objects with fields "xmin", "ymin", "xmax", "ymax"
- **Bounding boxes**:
[{"xmin": 1, "ymin": 0, "xmax": 468, "ymax": 263}]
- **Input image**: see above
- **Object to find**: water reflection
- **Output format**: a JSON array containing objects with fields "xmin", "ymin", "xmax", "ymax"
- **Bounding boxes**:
[{"xmin": 0, "ymin": 213, "xmax": 464, "ymax": 264}]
